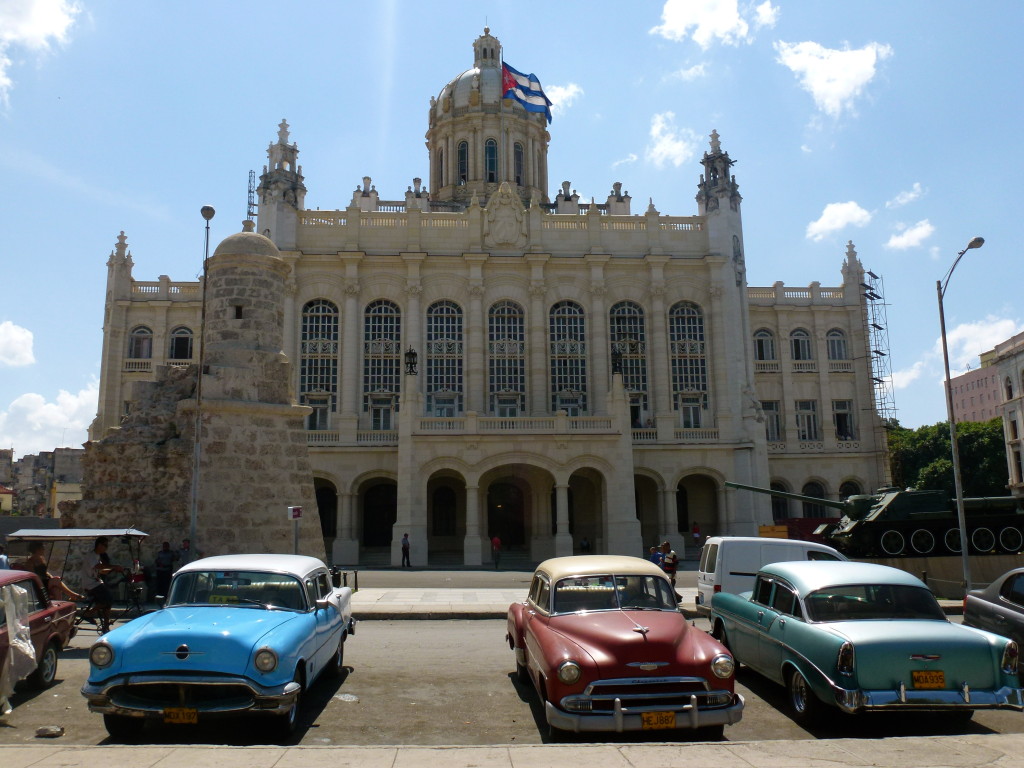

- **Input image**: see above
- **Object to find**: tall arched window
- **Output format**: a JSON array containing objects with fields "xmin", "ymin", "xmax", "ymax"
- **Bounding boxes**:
[
  {"xmin": 753, "ymin": 329, "xmax": 775, "ymax": 360},
  {"xmin": 668, "ymin": 301, "xmax": 707, "ymax": 428},
  {"xmin": 839, "ymin": 480, "xmax": 862, "ymax": 499},
  {"xmin": 457, "ymin": 141, "xmax": 468, "ymax": 185},
  {"xmin": 485, "ymin": 138, "xmax": 498, "ymax": 183},
  {"xmin": 301, "ymin": 300, "xmax": 339, "ymax": 429},
  {"xmin": 549, "ymin": 301, "xmax": 587, "ymax": 414},
  {"xmin": 826, "ymin": 329, "xmax": 848, "ymax": 360},
  {"xmin": 514, "ymin": 142, "xmax": 524, "ymax": 186},
  {"xmin": 363, "ymin": 300, "xmax": 402, "ymax": 429},
  {"xmin": 128, "ymin": 326, "xmax": 153, "ymax": 359},
  {"xmin": 770, "ymin": 481, "xmax": 790, "ymax": 521},
  {"xmin": 168, "ymin": 326, "xmax": 193, "ymax": 360},
  {"xmin": 426, "ymin": 300, "xmax": 463, "ymax": 416},
  {"xmin": 801, "ymin": 481, "xmax": 828, "ymax": 519},
  {"xmin": 609, "ymin": 301, "xmax": 648, "ymax": 418},
  {"xmin": 790, "ymin": 329, "xmax": 813, "ymax": 360},
  {"xmin": 488, "ymin": 300, "xmax": 525, "ymax": 415}
]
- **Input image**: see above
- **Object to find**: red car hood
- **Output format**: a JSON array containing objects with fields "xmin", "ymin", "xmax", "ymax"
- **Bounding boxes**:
[{"xmin": 548, "ymin": 610, "xmax": 708, "ymax": 670}]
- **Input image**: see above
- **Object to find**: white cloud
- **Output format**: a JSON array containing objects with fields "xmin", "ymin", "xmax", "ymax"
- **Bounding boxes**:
[
  {"xmin": 0, "ymin": 0, "xmax": 80, "ymax": 103},
  {"xmin": 612, "ymin": 153, "xmax": 638, "ymax": 168},
  {"xmin": 805, "ymin": 201, "xmax": 871, "ymax": 242},
  {"xmin": 0, "ymin": 379, "xmax": 98, "ymax": 457},
  {"xmin": 545, "ymin": 83, "xmax": 583, "ymax": 117},
  {"xmin": 886, "ymin": 182, "xmax": 924, "ymax": 209},
  {"xmin": 645, "ymin": 112, "xmax": 700, "ymax": 169},
  {"xmin": 670, "ymin": 63, "xmax": 707, "ymax": 82},
  {"xmin": 891, "ymin": 360, "xmax": 925, "ymax": 390},
  {"xmin": 885, "ymin": 219, "xmax": 935, "ymax": 250},
  {"xmin": 774, "ymin": 40, "xmax": 893, "ymax": 117},
  {"xmin": 0, "ymin": 321, "xmax": 35, "ymax": 366},
  {"xmin": 650, "ymin": 0, "xmax": 778, "ymax": 49},
  {"xmin": 943, "ymin": 316, "xmax": 1024, "ymax": 373}
]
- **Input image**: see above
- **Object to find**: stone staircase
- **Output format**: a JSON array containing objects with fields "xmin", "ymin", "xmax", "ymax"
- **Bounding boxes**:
[{"xmin": 342, "ymin": 546, "xmax": 535, "ymax": 570}]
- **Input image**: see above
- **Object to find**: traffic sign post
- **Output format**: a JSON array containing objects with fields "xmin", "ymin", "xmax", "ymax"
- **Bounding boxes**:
[{"xmin": 288, "ymin": 506, "xmax": 303, "ymax": 554}]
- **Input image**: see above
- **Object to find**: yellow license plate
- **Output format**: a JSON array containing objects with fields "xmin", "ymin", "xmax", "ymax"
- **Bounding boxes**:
[
  {"xmin": 163, "ymin": 707, "xmax": 198, "ymax": 724},
  {"xmin": 911, "ymin": 670, "xmax": 945, "ymax": 689},
  {"xmin": 641, "ymin": 711, "xmax": 676, "ymax": 729}
]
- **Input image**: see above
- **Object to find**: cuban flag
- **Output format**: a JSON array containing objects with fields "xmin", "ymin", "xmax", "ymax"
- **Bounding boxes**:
[{"xmin": 501, "ymin": 61, "xmax": 553, "ymax": 123}]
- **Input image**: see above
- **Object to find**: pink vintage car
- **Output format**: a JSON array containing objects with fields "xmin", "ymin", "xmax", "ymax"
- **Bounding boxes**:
[
  {"xmin": 506, "ymin": 555, "xmax": 743, "ymax": 739},
  {"xmin": 1, "ymin": 569, "xmax": 77, "ymax": 695}
]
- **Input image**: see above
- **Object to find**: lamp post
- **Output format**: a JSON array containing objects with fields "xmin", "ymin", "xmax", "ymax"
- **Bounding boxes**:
[
  {"xmin": 189, "ymin": 205, "xmax": 216, "ymax": 555},
  {"xmin": 937, "ymin": 235, "xmax": 984, "ymax": 593}
]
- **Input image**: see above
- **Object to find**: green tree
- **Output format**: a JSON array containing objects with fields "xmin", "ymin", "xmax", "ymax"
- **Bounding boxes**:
[{"xmin": 888, "ymin": 417, "xmax": 1008, "ymax": 497}]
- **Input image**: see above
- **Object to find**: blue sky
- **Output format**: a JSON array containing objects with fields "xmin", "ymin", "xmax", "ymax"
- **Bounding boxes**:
[{"xmin": 1, "ymin": 0, "xmax": 1021, "ymax": 457}]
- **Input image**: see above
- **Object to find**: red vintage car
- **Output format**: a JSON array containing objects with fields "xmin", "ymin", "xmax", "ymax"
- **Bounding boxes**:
[
  {"xmin": 507, "ymin": 555, "xmax": 743, "ymax": 739},
  {"xmin": 0, "ymin": 569, "xmax": 77, "ymax": 692}
]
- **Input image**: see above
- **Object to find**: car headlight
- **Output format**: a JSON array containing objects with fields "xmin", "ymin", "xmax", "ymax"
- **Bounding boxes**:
[
  {"xmin": 557, "ymin": 660, "xmax": 582, "ymax": 684},
  {"xmin": 710, "ymin": 653, "xmax": 735, "ymax": 679},
  {"xmin": 1002, "ymin": 641, "xmax": 1019, "ymax": 675},
  {"xmin": 90, "ymin": 643, "xmax": 114, "ymax": 668},
  {"xmin": 837, "ymin": 641, "xmax": 855, "ymax": 677},
  {"xmin": 254, "ymin": 647, "xmax": 278, "ymax": 673}
]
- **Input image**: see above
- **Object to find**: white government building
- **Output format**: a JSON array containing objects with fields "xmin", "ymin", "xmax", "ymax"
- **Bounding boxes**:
[{"xmin": 90, "ymin": 29, "xmax": 890, "ymax": 567}]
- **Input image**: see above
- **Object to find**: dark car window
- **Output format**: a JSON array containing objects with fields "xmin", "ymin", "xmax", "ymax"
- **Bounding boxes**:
[
  {"xmin": 1000, "ymin": 574, "xmax": 1024, "ymax": 607},
  {"xmin": 167, "ymin": 570, "xmax": 307, "ymax": 610},
  {"xmin": 771, "ymin": 583, "xmax": 800, "ymax": 617},
  {"xmin": 753, "ymin": 576, "xmax": 773, "ymax": 605},
  {"xmin": 536, "ymin": 577, "xmax": 551, "ymax": 613},
  {"xmin": 805, "ymin": 584, "xmax": 945, "ymax": 622},
  {"xmin": 807, "ymin": 551, "xmax": 840, "ymax": 561},
  {"xmin": 700, "ymin": 543, "xmax": 719, "ymax": 573}
]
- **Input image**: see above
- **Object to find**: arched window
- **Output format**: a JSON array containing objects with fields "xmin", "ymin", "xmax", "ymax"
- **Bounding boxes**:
[
  {"xmin": 753, "ymin": 329, "xmax": 775, "ymax": 361},
  {"xmin": 668, "ymin": 301, "xmax": 707, "ymax": 427},
  {"xmin": 301, "ymin": 300, "xmax": 339, "ymax": 428},
  {"xmin": 128, "ymin": 326, "xmax": 153, "ymax": 359},
  {"xmin": 549, "ymin": 301, "xmax": 587, "ymax": 414},
  {"xmin": 514, "ymin": 142, "xmax": 524, "ymax": 186},
  {"xmin": 770, "ymin": 481, "xmax": 790, "ymax": 521},
  {"xmin": 426, "ymin": 300, "xmax": 463, "ymax": 416},
  {"xmin": 826, "ymin": 329, "xmax": 848, "ymax": 360},
  {"xmin": 488, "ymin": 300, "xmax": 525, "ymax": 415},
  {"xmin": 790, "ymin": 329, "xmax": 813, "ymax": 360},
  {"xmin": 839, "ymin": 481, "xmax": 862, "ymax": 499},
  {"xmin": 485, "ymin": 138, "xmax": 498, "ymax": 183},
  {"xmin": 168, "ymin": 326, "xmax": 193, "ymax": 360},
  {"xmin": 801, "ymin": 482, "xmax": 828, "ymax": 519},
  {"xmin": 609, "ymin": 301, "xmax": 648, "ymax": 416},
  {"xmin": 457, "ymin": 141, "xmax": 468, "ymax": 185},
  {"xmin": 363, "ymin": 300, "xmax": 402, "ymax": 428}
]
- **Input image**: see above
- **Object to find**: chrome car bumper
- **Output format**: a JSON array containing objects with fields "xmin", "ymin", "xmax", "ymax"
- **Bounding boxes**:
[
  {"xmin": 834, "ymin": 684, "xmax": 1024, "ymax": 713},
  {"xmin": 81, "ymin": 674, "xmax": 301, "ymax": 718},
  {"xmin": 547, "ymin": 692, "xmax": 744, "ymax": 733}
]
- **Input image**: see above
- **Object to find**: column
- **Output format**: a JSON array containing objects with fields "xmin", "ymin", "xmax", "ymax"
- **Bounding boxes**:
[
  {"xmin": 341, "ymin": 280, "xmax": 361, "ymax": 416},
  {"xmin": 467, "ymin": 284, "xmax": 485, "ymax": 413},
  {"xmin": 463, "ymin": 483, "xmax": 482, "ymax": 565},
  {"xmin": 554, "ymin": 482, "xmax": 572, "ymax": 556},
  {"xmin": 529, "ymin": 284, "xmax": 547, "ymax": 414},
  {"xmin": 331, "ymin": 491, "xmax": 359, "ymax": 565},
  {"xmin": 660, "ymin": 488, "xmax": 676, "ymax": 544},
  {"xmin": 649, "ymin": 286, "xmax": 672, "ymax": 417},
  {"xmin": 589, "ymin": 282, "xmax": 609, "ymax": 414}
]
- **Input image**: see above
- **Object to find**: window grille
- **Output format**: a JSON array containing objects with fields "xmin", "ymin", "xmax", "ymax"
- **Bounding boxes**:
[{"xmin": 549, "ymin": 301, "xmax": 587, "ymax": 412}]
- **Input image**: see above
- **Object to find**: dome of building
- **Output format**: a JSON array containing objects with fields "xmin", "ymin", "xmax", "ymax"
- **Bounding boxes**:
[
  {"xmin": 434, "ymin": 65, "xmax": 505, "ymax": 116},
  {"xmin": 212, "ymin": 219, "xmax": 281, "ymax": 260}
]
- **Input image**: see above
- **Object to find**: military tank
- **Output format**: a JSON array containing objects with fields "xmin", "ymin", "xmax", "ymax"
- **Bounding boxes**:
[{"xmin": 725, "ymin": 481, "xmax": 1024, "ymax": 558}]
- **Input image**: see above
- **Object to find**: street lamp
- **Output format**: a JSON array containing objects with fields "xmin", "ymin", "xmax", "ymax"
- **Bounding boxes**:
[
  {"xmin": 937, "ymin": 235, "xmax": 984, "ymax": 593},
  {"xmin": 404, "ymin": 347, "xmax": 418, "ymax": 375},
  {"xmin": 190, "ymin": 205, "xmax": 216, "ymax": 556}
]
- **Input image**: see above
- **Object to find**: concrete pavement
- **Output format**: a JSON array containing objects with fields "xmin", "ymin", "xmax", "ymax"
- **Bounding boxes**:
[{"xmin": 4, "ymin": 734, "xmax": 1024, "ymax": 767}]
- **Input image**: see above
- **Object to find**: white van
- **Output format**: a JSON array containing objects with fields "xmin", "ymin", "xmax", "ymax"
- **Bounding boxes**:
[{"xmin": 695, "ymin": 536, "xmax": 846, "ymax": 616}]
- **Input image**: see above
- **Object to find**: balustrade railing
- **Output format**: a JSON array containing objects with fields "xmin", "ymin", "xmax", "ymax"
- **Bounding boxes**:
[
  {"xmin": 123, "ymin": 359, "xmax": 152, "ymax": 372},
  {"xmin": 792, "ymin": 361, "xmax": 817, "ymax": 373},
  {"xmin": 828, "ymin": 360, "xmax": 853, "ymax": 373}
]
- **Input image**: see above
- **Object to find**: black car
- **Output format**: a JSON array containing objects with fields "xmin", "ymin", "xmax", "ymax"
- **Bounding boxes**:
[{"xmin": 963, "ymin": 568, "xmax": 1024, "ymax": 647}]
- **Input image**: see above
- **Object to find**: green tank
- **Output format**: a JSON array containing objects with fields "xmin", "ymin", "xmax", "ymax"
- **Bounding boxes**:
[{"xmin": 725, "ymin": 481, "xmax": 1024, "ymax": 558}]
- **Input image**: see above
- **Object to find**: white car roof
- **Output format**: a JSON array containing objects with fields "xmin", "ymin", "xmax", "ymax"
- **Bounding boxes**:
[{"xmin": 177, "ymin": 553, "xmax": 328, "ymax": 579}]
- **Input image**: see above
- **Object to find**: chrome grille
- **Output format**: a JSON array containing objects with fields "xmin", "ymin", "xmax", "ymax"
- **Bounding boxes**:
[{"xmin": 564, "ymin": 676, "xmax": 733, "ymax": 714}]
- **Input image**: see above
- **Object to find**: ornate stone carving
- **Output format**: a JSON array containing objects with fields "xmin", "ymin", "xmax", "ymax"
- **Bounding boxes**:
[
  {"xmin": 405, "ymin": 282, "xmax": 423, "ymax": 296},
  {"xmin": 469, "ymin": 283, "xmax": 485, "ymax": 297},
  {"xmin": 529, "ymin": 281, "xmax": 547, "ymax": 298},
  {"xmin": 344, "ymin": 279, "xmax": 361, "ymax": 296},
  {"xmin": 484, "ymin": 182, "xmax": 527, "ymax": 249}
]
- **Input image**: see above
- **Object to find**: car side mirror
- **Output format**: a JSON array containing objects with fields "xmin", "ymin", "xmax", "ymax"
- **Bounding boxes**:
[{"xmin": 315, "ymin": 598, "xmax": 332, "ymax": 611}]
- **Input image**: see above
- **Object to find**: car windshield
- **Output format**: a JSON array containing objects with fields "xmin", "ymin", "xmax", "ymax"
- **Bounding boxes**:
[
  {"xmin": 804, "ymin": 583, "xmax": 945, "ymax": 622},
  {"xmin": 166, "ymin": 570, "xmax": 307, "ymax": 611},
  {"xmin": 553, "ymin": 574, "xmax": 677, "ymax": 613}
]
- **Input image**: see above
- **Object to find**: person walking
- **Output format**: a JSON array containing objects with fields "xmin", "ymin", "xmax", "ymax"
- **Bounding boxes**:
[
  {"xmin": 491, "ymin": 535, "xmax": 502, "ymax": 569},
  {"xmin": 153, "ymin": 541, "xmax": 178, "ymax": 600},
  {"xmin": 401, "ymin": 533, "xmax": 411, "ymax": 567},
  {"xmin": 660, "ymin": 541, "xmax": 679, "ymax": 587}
]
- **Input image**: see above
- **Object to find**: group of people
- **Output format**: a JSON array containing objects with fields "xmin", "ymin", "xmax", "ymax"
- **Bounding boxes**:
[{"xmin": 648, "ymin": 540, "xmax": 680, "ymax": 585}]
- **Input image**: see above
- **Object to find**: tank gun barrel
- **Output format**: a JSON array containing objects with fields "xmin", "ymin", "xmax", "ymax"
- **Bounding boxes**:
[{"xmin": 725, "ymin": 481, "xmax": 849, "ymax": 512}]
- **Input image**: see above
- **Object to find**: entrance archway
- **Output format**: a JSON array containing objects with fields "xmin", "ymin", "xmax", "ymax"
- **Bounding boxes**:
[
  {"xmin": 677, "ymin": 474, "xmax": 719, "ymax": 539},
  {"xmin": 487, "ymin": 481, "xmax": 526, "ymax": 547},
  {"xmin": 634, "ymin": 474, "xmax": 660, "ymax": 550},
  {"xmin": 314, "ymin": 477, "xmax": 338, "ymax": 553},
  {"xmin": 362, "ymin": 481, "xmax": 397, "ymax": 547}
]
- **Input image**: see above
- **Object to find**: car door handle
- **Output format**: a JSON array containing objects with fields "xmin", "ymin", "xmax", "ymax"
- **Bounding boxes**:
[
  {"xmin": 778, "ymin": 617, "xmax": 786, "ymax": 627},
  {"xmin": 995, "ymin": 614, "xmax": 1008, "ymax": 623}
]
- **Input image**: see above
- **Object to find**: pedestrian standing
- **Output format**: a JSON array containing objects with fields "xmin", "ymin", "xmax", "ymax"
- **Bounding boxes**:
[
  {"xmin": 491, "ymin": 535, "xmax": 502, "ymax": 569},
  {"xmin": 176, "ymin": 538, "xmax": 195, "ymax": 569},
  {"xmin": 660, "ymin": 541, "xmax": 679, "ymax": 587},
  {"xmin": 691, "ymin": 522, "xmax": 701, "ymax": 546},
  {"xmin": 153, "ymin": 541, "xmax": 178, "ymax": 600},
  {"xmin": 649, "ymin": 546, "xmax": 664, "ymax": 566},
  {"xmin": 401, "ymin": 533, "xmax": 411, "ymax": 567}
]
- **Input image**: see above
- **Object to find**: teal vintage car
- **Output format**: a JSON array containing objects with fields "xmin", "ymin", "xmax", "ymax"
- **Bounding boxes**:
[{"xmin": 710, "ymin": 561, "xmax": 1024, "ymax": 723}]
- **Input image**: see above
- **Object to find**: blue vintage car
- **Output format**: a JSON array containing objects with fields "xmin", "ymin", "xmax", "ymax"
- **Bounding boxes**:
[
  {"xmin": 710, "ymin": 560, "xmax": 1023, "ymax": 723},
  {"xmin": 81, "ymin": 554, "xmax": 355, "ymax": 741}
]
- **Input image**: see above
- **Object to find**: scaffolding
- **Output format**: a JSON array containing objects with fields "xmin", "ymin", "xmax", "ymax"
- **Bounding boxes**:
[{"xmin": 861, "ymin": 270, "xmax": 896, "ymax": 485}]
